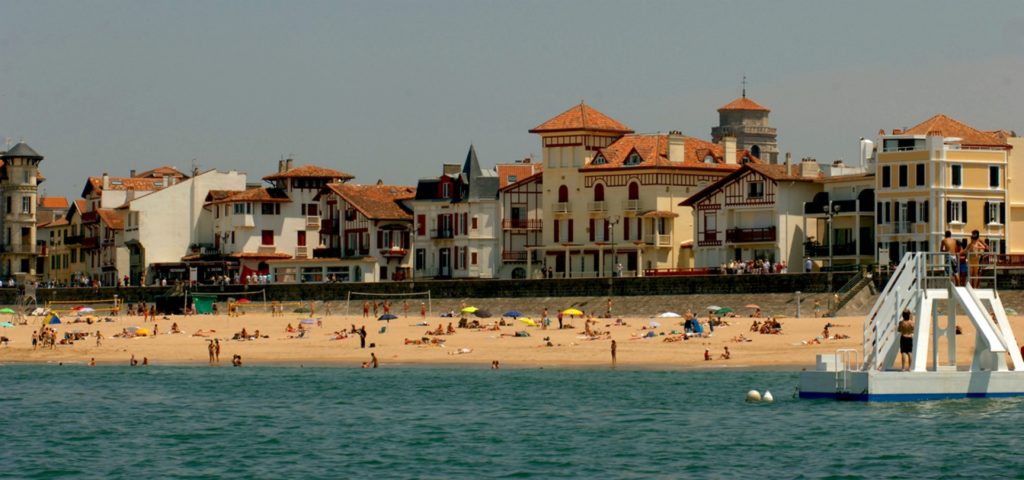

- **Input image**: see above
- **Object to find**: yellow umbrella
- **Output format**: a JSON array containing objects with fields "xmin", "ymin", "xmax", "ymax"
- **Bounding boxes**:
[
  {"xmin": 461, "ymin": 306, "xmax": 479, "ymax": 314},
  {"xmin": 519, "ymin": 317, "xmax": 537, "ymax": 327},
  {"xmin": 562, "ymin": 308, "xmax": 583, "ymax": 316},
  {"xmin": 135, "ymin": 328, "xmax": 151, "ymax": 336}
]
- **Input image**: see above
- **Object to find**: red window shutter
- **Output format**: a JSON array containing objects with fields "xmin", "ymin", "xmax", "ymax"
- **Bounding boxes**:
[
  {"xmin": 377, "ymin": 231, "xmax": 383, "ymax": 249},
  {"xmin": 568, "ymin": 219, "xmax": 574, "ymax": 242},
  {"xmin": 297, "ymin": 231, "xmax": 306, "ymax": 247},
  {"xmin": 417, "ymin": 215, "xmax": 426, "ymax": 236},
  {"xmin": 637, "ymin": 218, "xmax": 642, "ymax": 240},
  {"xmin": 472, "ymin": 217, "xmax": 478, "ymax": 229},
  {"xmin": 589, "ymin": 219, "xmax": 595, "ymax": 241},
  {"xmin": 471, "ymin": 252, "xmax": 477, "ymax": 265},
  {"xmin": 261, "ymin": 230, "xmax": 273, "ymax": 245},
  {"xmin": 554, "ymin": 220, "xmax": 560, "ymax": 242},
  {"xmin": 462, "ymin": 213, "xmax": 468, "ymax": 234}
]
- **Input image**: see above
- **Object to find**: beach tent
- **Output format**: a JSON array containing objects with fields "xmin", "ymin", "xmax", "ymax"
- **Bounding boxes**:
[
  {"xmin": 193, "ymin": 295, "xmax": 217, "ymax": 314},
  {"xmin": 519, "ymin": 318, "xmax": 536, "ymax": 327},
  {"xmin": 47, "ymin": 313, "xmax": 61, "ymax": 324}
]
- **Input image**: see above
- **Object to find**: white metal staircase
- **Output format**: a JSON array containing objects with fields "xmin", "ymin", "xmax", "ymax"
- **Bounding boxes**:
[{"xmin": 861, "ymin": 253, "xmax": 924, "ymax": 370}]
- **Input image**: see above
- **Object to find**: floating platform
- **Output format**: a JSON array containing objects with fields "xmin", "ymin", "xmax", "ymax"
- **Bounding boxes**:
[{"xmin": 799, "ymin": 369, "xmax": 1024, "ymax": 401}]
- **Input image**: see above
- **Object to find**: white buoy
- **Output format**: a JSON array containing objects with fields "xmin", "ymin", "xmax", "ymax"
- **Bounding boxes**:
[
  {"xmin": 746, "ymin": 390, "xmax": 762, "ymax": 402},
  {"xmin": 762, "ymin": 390, "xmax": 774, "ymax": 403}
]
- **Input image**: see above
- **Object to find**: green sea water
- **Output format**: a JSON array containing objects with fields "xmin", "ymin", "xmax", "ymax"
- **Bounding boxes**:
[{"xmin": 2, "ymin": 365, "xmax": 1022, "ymax": 479}]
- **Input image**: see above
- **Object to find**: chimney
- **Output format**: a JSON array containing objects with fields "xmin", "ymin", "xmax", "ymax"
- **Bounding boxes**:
[
  {"xmin": 285, "ymin": 158, "xmax": 294, "ymax": 171},
  {"xmin": 130, "ymin": 169, "xmax": 136, "ymax": 177},
  {"xmin": 785, "ymin": 152, "xmax": 792, "ymax": 174},
  {"xmin": 102, "ymin": 173, "xmax": 110, "ymax": 190},
  {"xmin": 800, "ymin": 157, "xmax": 820, "ymax": 177},
  {"xmin": 667, "ymin": 130, "xmax": 685, "ymax": 163},
  {"xmin": 892, "ymin": 128, "xmax": 903, "ymax": 135},
  {"xmin": 278, "ymin": 159, "xmax": 285, "ymax": 173},
  {"xmin": 723, "ymin": 136, "xmax": 737, "ymax": 164}
]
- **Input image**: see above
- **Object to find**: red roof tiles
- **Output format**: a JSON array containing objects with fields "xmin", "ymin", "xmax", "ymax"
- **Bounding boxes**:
[
  {"xmin": 206, "ymin": 188, "xmax": 290, "ymax": 205},
  {"xmin": 582, "ymin": 134, "xmax": 758, "ymax": 171},
  {"xmin": 134, "ymin": 166, "xmax": 189, "ymax": 179},
  {"xmin": 529, "ymin": 102, "xmax": 633, "ymax": 134},
  {"xmin": 900, "ymin": 114, "xmax": 1009, "ymax": 147},
  {"xmin": 496, "ymin": 163, "xmax": 541, "ymax": 188},
  {"xmin": 718, "ymin": 97, "xmax": 770, "ymax": 112},
  {"xmin": 322, "ymin": 183, "xmax": 416, "ymax": 220},
  {"xmin": 95, "ymin": 208, "xmax": 124, "ymax": 230},
  {"xmin": 39, "ymin": 197, "xmax": 69, "ymax": 209},
  {"xmin": 262, "ymin": 164, "xmax": 355, "ymax": 181}
]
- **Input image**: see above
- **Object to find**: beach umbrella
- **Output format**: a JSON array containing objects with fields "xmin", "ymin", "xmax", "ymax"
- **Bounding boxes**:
[
  {"xmin": 237, "ymin": 298, "xmax": 251, "ymax": 304},
  {"xmin": 378, "ymin": 313, "xmax": 397, "ymax": 322},
  {"xmin": 47, "ymin": 313, "xmax": 61, "ymax": 324},
  {"xmin": 126, "ymin": 326, "xmax": 140, "ymax": 333},
  {"xmin": 300, "ymin": 318, "xmax": 317, "ymax": 325},
  {"xmin": 0, "ymin": 321, "xmax": 13, "ymax": 327},
  {"xmin": 649, "ymin": 320, "xmax": 661, "ymax": 328},
  {"xmin": 503, "ymin": 310, "xmax": 523, "ymax": 318},
  {"xmin": 658, "ymin": 312, "xmax": 682, "ymax": 318},
  {"xmin": 745, "ymin": 304, "xmax": 760, "ymax": 309},
  {"xmin": 79, "ymin": 307, "xmax": 95, "ymax": 313},
  {"xmin": 72, "ymin": 306, "xmax": 86, "ymax": 311},
  {"xmin": 706, "ymin": 305, "xmax": 722, "ymax": 311},
  {"xmin": 461, "ymin": 306, "xmax": 479, "ymax": 314},
  {"xmin": 0, "ymin": 308, "xmax": 15, "ymax": 314},
  {"xmin": 135, "ymin": 328, "xmax": 151, "ymax": 336},
  {"xmin": 715, "ymin": 307, "xmax": 733, "ymax": 315},
  {"xmin": 474, "ymin": 310, "xmax": 492, "ymax": 318},
  {"xmin": 519, "ymin": 317, "xmax": 537, "ymax": 327},
  {"xmin": 562, "ymin": 308, "xmax": 583, "ymax": 316}
]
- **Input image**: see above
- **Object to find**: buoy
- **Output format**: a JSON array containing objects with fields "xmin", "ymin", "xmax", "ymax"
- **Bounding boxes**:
[
  {"xmin": 746, "ymin": 390, "xmax": 761, "ymax": 402},
  {"xmin": 762, "ymin": 390, "xmax": 774, "ymax": 403}
]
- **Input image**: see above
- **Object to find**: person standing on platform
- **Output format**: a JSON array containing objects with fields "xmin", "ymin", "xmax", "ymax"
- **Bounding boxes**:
[{"xmin": 898, "ymin": 310, "xmax": 915, "ymax": 371}]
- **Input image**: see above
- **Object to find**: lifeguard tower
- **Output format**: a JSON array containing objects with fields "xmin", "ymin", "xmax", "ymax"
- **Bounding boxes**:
[{"xmin": 799, "ymin": 252, "xmax": 1024, "ymax": 401}]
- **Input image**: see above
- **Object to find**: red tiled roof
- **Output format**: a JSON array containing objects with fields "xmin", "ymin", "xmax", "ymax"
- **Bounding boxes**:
[
  {"xmin": 207, "ymin": 188, "xmax": 291, "ymax": 205},
  {"xmin": 496, "ymin": 163, "xmax": 541, "ymax": 188},
  {"xmin": 529, "ymin": 102, "xmax": 633, "ymax": 134},
  {"xmin": 322, "ymin": 183, "xmax": 416, "ymax": 220},
  {"xmin": 499, "ymin": 170, "xmax": 543, "ymax": 192},
  {"xmin": 262, "ymin": 164, "xmax": 355, "ymax": 181},
  {"xmin": 680, "ymin": 163, "xmax": 815, "ymax": 207},
  {"xmin": 582, "ymin": 134, "xmax": 758, "ymax": 171},
  {"xmin": 96, "ymin": 208, "xmax": 124, "ymax": 230},
  {"xmin": 900, "ymin": 114, "xmax": 1009, "ymax": 147},
  {"xmin": 228, "ymin": 252, "xmax": 292, "ymax": 259},
  {"xmin": 718, "ymin": 97, "xmax": 770, "ymax": 112},
  {"xmin": 134, "ymin": 166, "xmax": 189, "ymax": 179},
  {"xmin": 39, "ymin": 197, "xmax": 69, "ymax": 209},
  {"xmin": 84, "ymin": 176, "xmax": 166, "ymax": 195}
]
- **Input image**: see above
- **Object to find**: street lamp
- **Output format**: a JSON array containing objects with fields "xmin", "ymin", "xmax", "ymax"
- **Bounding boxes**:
[
  {"xmin": 824, "ymin": 201, "xmax": 841, "ymax": 312},
  {"xmin": 607, "ymin": 215, "xmax": 621, "ymax": 277}
]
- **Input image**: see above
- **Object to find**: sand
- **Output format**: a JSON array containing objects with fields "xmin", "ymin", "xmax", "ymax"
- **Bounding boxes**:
[{"xmin": 1, "ymin": 306, "xmax": 1019, "ymax": 370}]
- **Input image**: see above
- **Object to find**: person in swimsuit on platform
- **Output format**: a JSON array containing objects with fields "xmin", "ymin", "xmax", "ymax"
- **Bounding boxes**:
[
  {"xmin": 898, "ymin": 310, "xmax": 915, "ymax": 371},
  {"xmin": 940, "ymin": 230, "xmax": 961, "ymax": 286}
]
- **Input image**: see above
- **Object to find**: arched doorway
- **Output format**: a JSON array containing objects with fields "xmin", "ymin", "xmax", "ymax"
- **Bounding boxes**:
[
  {"xmin": 594, "ymin": 183, "xmax": 605, "ymax": 202},
  {"xmin": 558, "ymin": 185, "xmax": 569, "ymax": 203},
  {"xmin": 511, "ymin": 267, "xmax": 526, "ymax": 279}
]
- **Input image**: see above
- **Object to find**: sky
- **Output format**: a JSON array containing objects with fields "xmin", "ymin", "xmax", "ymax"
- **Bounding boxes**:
[{"xmin": 2, "ymin": 0, "xmax": 1023, "ymax": 200}]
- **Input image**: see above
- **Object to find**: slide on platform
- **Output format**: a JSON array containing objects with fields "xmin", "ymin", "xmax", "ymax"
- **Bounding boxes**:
[{"xmin": 951, "ymin": 286, "xmax": 1006, "ymax": 353}]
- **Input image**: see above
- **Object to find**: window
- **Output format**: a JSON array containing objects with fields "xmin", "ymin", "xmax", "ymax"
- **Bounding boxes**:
[
  {"xmin": 898, "ymin": 165, "xmax": 908, "ymax": 188},
  {"xmin": 301, "ymin": 203, "xmax": 318, "ymax": 216},
  {"xmin": 747, "ymin": 181, "xmax": 764, "ymax": 198},
  {"xmin": 261, "ymin": 203, "xmax": 277, "ymax": 215},
  {"xmin": 471, "ymin": 251, "xmax": 477, "ymax": 265},
  {"xmin": 233, "ymin": 203, "xmax": 245, "ymax": 215},
  {"xmin": 984, "ymin": 201, "xmax": 1005, "ymax": 225},
  {"xmin": 21, "ymin": 196, "xmax": 30, "ymax": 214},
  {"xmin": 507, "ymin": 175, "xmax": 517, "ymax": 184},
  {"xmin": 703, "ymin": 154, "xmax": 715, "ymax": 164},
  {"xmin": 625, "ymin": 152, "xmax": 642, "ymax": 166},
  {"xmin": 946, "ymin": 200, "xmax": 966, "ymax": 224},
  {"xmin": 417, "ymin": 215, "xmax": 426, "ymax": 236},
  {"xmin": 628, "ymin": 182, "xmax": 639, "ymax": 200},
  {"xmin": 261, "ymin": 230, "xmax": 274, "ymax": 245},
  {"xmin": 231, "ymin": 232, "xmax": 235, "ymax": 244},
  {"xmin": 415, "ymin": 249, "xmax": 425, "ymax": 270},
  {"xmin": 297, "ymin": 231, "xmax": 306, "ymax": 247},
  {"xmin": 916, "ymin": 163, "xmax": 925, "ymax": 187},
  {"xmin": 594, "ymin": 183, "xmax": 605, "ymax": 202},
  {"xmin": 558, "ymin": 185, "xmax": 569, "ymax": 203},
  {"xmin": 592, "ymin": 154, "xmax": 607, "ymax": 165},
  {"xmin": 881, "ymin": 166, "xmax": 891, "ymax": 188},
  {"xmin": 471, "ymin": 216, "xmax": 478, "ymax": 230},
  {"xmin": 442, "ymin": 183, "xmax": 451, "ymax": 198},
  {"xmin": 951, "ymin": 165, "xmax": 962, "ymax": 187},
  {"xmin": 990, "ymin": 166, "xmax": 1000, "ymax": 188}
]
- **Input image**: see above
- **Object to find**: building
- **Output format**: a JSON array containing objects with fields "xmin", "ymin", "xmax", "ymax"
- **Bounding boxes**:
[
  {"xmin": 498, "ymin": 169, "xmax": 543, "ymax": 278},
  {"xmin": 0, "ymin": 143, "xmax": 45, "ymax": 280},
  {"xmin": 874, "ymin": 114, "xmax": 1019, "ymax": 264},
  {"xmin": 802, "ymin": 168, "xmax": 876, "ymax": 270},
  {"xmin": 406, "ymin": 146, "xmax": 501, "ymax": 279},
  {"xmin": 527, "ymin": 102, "xmax": 756, "ymax": 278},
  {"xmin": 711, "ymin": 93, "xmax": 779, "ymax": 164}
]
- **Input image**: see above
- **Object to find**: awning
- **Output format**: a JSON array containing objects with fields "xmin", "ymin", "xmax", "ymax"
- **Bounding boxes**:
[{"xmin": 639, "ymin": 210, "xmax": 679, "ymax": 219}]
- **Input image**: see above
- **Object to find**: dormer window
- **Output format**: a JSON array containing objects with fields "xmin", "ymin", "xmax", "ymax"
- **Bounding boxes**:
[
  {"xmin": 442, "ymin": 183, "xmax": 451, "ymax": 198},
  {"xmin": 507, "ymin": 175, "xmax": 517, "ymax": 184},
  {"xmin": 625, "ymin": 152, "xmax": 642, "ymax": 166},
  {"xmin": 703, "ymin": 154, "xmax": 715, "ymax": 164},
  {"xmin": 592, "ymin": 154, "xmax": 607, "ymax": 165}
]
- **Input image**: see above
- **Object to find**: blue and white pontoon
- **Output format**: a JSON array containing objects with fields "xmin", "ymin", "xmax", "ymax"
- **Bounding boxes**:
[{"xmin": 799, "ymin": 252, "xmax": 1023, "ymax": 401}]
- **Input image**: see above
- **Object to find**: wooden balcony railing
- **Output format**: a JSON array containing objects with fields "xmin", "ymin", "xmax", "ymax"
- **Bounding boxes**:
[
  {"xmin": 502, "ymin": 218, "xmax": 542, "ymax": 230},
  {"xmin": 725, "ymin": 226, "xmax": 776, "ymax": 243}
]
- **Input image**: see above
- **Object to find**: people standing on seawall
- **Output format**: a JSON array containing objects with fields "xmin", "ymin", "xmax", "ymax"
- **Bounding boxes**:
[{"xmin": 898, "ymin": 310, "xmax": 915, "ymax": 371}]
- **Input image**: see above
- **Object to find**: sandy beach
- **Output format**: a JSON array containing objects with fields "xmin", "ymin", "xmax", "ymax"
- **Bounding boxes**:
[{"xmin": 1, "ymin": 302, "xmax": 1019, "ymax": 370}]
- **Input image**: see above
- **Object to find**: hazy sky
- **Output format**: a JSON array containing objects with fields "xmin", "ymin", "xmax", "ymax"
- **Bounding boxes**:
[{"xmin": 2, "ymin": 0, "xmax": 1023, "ymax": 200}]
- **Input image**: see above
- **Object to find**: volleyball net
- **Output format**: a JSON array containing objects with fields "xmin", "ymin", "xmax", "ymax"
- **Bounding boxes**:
[
  {"xmin": 45, "ymin": 297, "xmax": 121, "ymax": 314},
  {"xmin": 346, "ymin": 291, "xmax": 431, "ymax": 317}
]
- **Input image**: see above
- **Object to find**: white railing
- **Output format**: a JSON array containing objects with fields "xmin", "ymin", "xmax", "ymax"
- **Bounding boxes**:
[
  {"xmin": 553, "ymin": 202, "xmax": 571, "ymax": 214},
  {"xmin": 643, "ymin": 233, "xmax": 671, "ymax": 247},
  {"xmin": 295, "ymin": 246, "xmax": 309, "ymax": 259},
  {"xmin": 862, "ymin": 252, "xmax": 924, "ymax": 370},
  {"xmin": 588, "ymin": 201, "xmax": 607, "ymax": 212},
  {"xmin": 305, "ymin": 216, "xmax": 321, "ymax": 230},
  {"xmin": 622, "ymin": 199, "xmax": 640, "ymax": 211}
]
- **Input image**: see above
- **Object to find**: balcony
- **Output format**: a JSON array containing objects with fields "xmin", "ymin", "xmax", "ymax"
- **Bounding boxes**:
[
  {"xmin": 726, "ymin": 226, "xmax": 776, "ymax": 243},
  {"xmin": 305, "ymin": 215, "xmax": 321, "ymax": 230},
  {"xmin": 502, "ymin": 218, "xmax": 542, "ymax": 230},
  {"xmin": 622, "ymin": 199, "xmax": 640, "ymax": 212},
  {"xmin": 805, "ymin": 242, "xmax": 872, "ymax": 257},
  {"xmin": 431, "ymin": 229, "xmax": 454, "ymax": 239},
  {"xmin": 643, "ymin": 233, "xmax": 672, "ymax": 247},
  {"xmin": 65, "ymin": 235, "xmax": 83, "ymax": 245},
  {"xmin": 320, "ymin": 219, "xmax": 338, "ymax": 235},
  {"xmin": 553, "ymin": 202, "xmax": 571, "ymax": 214},
  {"xmin": 1, "ymin": 244, "xmax": 40, "ymax": 254},
  {"xmin": 697, "ymin": 231, "xmax": 721, "ymax": 247},
  {"xmin": 81, "ymin": 211, "xmax": 98, "ymax": 223},
  {"xmin": 588, "ymin": 201, "xmax": 607, "ymax": 212},
  {"xmin": 257, "ymin": 245, "xmax": 277, "ymax": 254},
  {"xmin": 502, "ymin": 250, "xmax": 527, "ymax": 263},
  {"xmin": 231, "ymin": 214, "xmax": 255, "ymax": 229},
  {"xmin": 893, "ymin": 221, "xmax": 911, "ymax": 234},
  {"xmin": 313, "ymin": 247, "xmax": 340, "ymax": 259},
  {"xmin": 380, "ymin": 247, "xmax": 408, "ymax": 258},
  {"xmin": 81, "ymin": 237, "xmax": 99, "ymax": 249},
  {"xmin": 295, "ymin": 246, "xmax": 309, "ymax": 259}
]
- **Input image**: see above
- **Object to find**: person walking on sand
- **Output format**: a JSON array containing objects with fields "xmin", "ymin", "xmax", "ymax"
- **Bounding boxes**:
[
  {"xmin": 208, "ymin": 341, "xmax": 215, "ymax": 365},
  {"xmin": 610, "ymin": 340, "xmax": 617, "ymax": 366},
  {"xmin": 370, "ymin": 352, "xmax": 379, "ymax": 368},
  {"xmin": 420, "ymin": 302, "xmax": 427, "ymax": 318},
  {"xmin": 557, "ymin": 311, "xmax": 563, "ymax": 330},
  {"xmin": 96, "ymin": 330, "xmax": 103, "ymax": 347},
  {"xmin": 215, "ymin": 339, "xmax": 221, "ymax": 364},
  {"xmin": 362, "ymin": 301, "xmax": 370, "ymax": 318},
  {"xmin": 898, "ymin": 309, "xmax": 915, "ymax": 371},
  {"xmin": 359, "ymin": 326, "xmax": 367, "ymax": 349}
]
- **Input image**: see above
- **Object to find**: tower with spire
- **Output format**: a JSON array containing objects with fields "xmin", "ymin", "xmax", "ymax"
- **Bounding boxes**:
[
  {"xmin": 0, "ymin": 142, "xmax": 44, "ymax": 279},
  {"xmin": 711, "ymin": 79, "xmax": 779, "ymax": 164}
]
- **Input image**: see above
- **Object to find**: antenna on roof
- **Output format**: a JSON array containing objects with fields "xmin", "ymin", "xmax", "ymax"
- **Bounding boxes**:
[
  {"xmin": 741, "ymin": 74, "xmax": 747, "ymax": 99},
  {"xmin": 2, "ymin": 138, "xmax": 11, "ymax": 148}
]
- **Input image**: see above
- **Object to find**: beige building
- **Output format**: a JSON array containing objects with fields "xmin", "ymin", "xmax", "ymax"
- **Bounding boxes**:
[
  {"xmin": 0, "ymin": 143, "xmax": 45, "ymax": 280},
  {"xmin": 875, "ymin": 114, "xmax": 1018, "ymax": 263}
]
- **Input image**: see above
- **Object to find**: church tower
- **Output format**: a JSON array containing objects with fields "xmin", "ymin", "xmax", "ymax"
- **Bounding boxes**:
[{"xmin": 711, "ymin": 83, "xmax": 779, "ymax": 163}]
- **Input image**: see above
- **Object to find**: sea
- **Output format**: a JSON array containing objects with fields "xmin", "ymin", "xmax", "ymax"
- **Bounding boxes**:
[{"xmin": 2, "ymin": 365, "xmax": 1022, "ymax": 479}]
